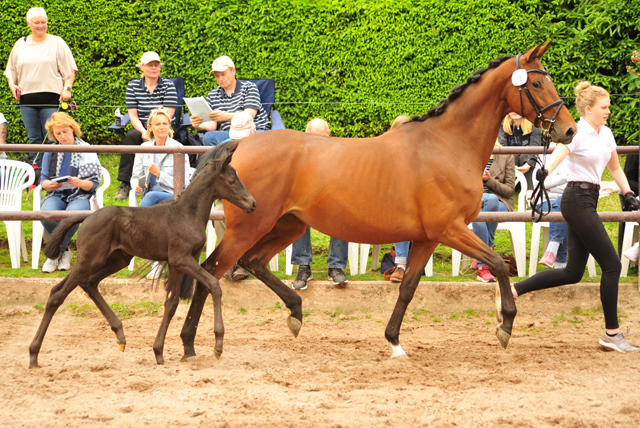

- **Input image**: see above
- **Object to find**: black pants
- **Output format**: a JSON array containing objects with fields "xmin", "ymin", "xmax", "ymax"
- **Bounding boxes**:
[
  {"xmin": 514, "ymin": 186, "xmax": 621, "ymax": 329},
  {"xmin": 117, "ymin": 129, "xmax": 144, "ymax": 183}
]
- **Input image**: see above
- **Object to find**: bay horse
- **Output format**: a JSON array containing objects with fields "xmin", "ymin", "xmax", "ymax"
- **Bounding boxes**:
[
  {"xmin": 180, "ymin": 42, "xmax": 576, "ymax": 361},
  {"xmin": 28, "ymin": 140, "xmax": 256, "ymax": 368}
]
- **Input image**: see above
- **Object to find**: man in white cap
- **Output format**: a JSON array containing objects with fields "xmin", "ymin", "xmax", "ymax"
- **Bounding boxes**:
[
  {"xmin": 114, "ymin": 51, "xmax": 178, "ymax": 200},
  {"xmin": 190, "ymin": 55, "xmax": 270, "ymax": 146}
]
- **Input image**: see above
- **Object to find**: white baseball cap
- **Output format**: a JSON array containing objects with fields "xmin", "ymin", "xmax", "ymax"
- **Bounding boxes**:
[
  {"xmin": 139, "ymin": 51, "xmax": 162, "ymax": 65},
  {"xmin": 210, "ymin": 55, "xmax": 235, "ymax": 74},
  {"xmin": 229, "ymin": 111, "xmax": 255, "ymax": 139}
]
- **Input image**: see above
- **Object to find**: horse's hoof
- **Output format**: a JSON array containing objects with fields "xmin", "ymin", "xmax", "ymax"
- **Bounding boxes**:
[
  {"xmin": 180, "ymin": 355, "xmax": 198, "ymax": 362},
  {"xmin": 496, "ymin": 325, "xmax": 511, "ymax": 349},
  {"xmin": 214, "ymin": 349, "xmax": 222, "ymax": 360},
  {"xmin": 494, "ymin": 284, "xmax": 503, "ymax": 323},
  {"xmin": 118, "ymin": 343, "xmax": 126, "ymax": 352},
  {"xmin": 390, "ymin": 344, "xmax": 407, "ymax": 359},
  {"xmin": 287, "ymin": 316, "xmax": 302, "ymax": 338},
  {"xmin": 28, "ymin": 362, "xmax": 40, "ymax": 369}
]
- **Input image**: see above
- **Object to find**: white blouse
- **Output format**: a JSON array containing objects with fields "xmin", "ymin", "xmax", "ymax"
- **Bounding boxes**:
[{"xmin": 565, "ymin": 118, "xmax": 616, "ymax": 185}]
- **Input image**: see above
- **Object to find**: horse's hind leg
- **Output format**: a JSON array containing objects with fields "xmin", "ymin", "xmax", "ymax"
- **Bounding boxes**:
[
  {"xmin": 384, "ymin": 241, "xmax": 435, "ymax": 359},
  {"xmin": 29, "ymin": 269, "xmax": 89, "ymax": 368},
  {"xmin": 180, "ymin": 280, "xmax": 209, "ymax": 362},
  {"xmin": 79, "ymin": 251, "xmax": 133, "ymax": 351},
  {"xmin": 441, "ymin": 224, "xmax": 516, "ymax": 348},
  {"xmin": 153, "ymin": 268, "xmax": 183, "ymax": 365}
]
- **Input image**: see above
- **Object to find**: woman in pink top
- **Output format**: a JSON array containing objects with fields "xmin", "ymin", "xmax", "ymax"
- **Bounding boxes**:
[
  {"xmin": 3, "ymin": 7, "xmax": 77, "ymax": 170},
  {"xmin": 512, "ymin": 82, "xmax": 639, "ymax": 353}
]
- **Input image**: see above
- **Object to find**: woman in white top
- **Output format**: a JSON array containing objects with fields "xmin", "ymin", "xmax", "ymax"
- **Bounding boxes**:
[
  {"xmin": 3, "ymin": 8, "xmax": 77, "ymax": 169},
  {"xmin": 513, "ymin": 81, "xmax": 639, "ymax": 353}
]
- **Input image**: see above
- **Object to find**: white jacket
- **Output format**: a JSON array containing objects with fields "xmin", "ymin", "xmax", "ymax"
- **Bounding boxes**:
[{"xmin": 131, "ymin": 137, "xmax": 189, "ymax": 194}]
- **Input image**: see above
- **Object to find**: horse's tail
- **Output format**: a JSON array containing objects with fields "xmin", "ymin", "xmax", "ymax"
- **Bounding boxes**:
[{"xmin": 43, "ymin": 215, "xmax": 86, "ymax": 259}]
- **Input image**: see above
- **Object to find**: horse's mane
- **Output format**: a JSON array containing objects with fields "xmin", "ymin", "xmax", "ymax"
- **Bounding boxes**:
[
  {"xmin": 411, "ymin": 55, "xmax": 513, "ymax": 122},
  {"xmin": 191, "ymin": 140, "xmax": 236, "ymax": 179}
]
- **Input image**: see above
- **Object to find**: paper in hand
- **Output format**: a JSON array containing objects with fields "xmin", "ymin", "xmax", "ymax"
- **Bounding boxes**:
[{"xmin": 184, "ymin": 97, "xmax": 213, "ymax": 122}]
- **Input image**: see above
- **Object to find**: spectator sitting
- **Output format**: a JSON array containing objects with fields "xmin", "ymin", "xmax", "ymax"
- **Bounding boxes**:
[
  {"xmin": 291, "ymin": 118, "xmax": 349, "ymax": 290},
  {"xmin": 189, "ymin": 55, "xmax": 270, "ymax": 147},
  {"xmin": 40, "ymin": 112, "xmax": 101, "ymax": 273},
  {"xmin": 498, "ymin": 112, "xmax": 541, "ymax": 200},
  {"xmin": 3, "ymin": 7, "xmax": 78, "ymax": 172},
  {"xmin": 386, "ymin": 114, "xmax": 411, "ymax": 283},
  {"xmin": 114, "ymin": 52, "xmax": 178, "ymax": 200},
  {"xmin": 533, "ymin": 143, "xmax": 569, "ymax": 269},
  {"xmin": 0, "ymin": 112, "xmax": 7, "ymax": 159},
  {"xmin": 472, "ymin": 139, "xmax": 516, "ymax": 282},
  {"xmin": 131, "ymin": 107, "xmax": 189, "ymax": 279}
]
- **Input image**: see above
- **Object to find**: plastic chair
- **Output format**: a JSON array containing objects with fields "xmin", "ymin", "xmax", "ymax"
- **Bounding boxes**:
[
  {"xmin": 32, "ymin": 167, "xmax": 110, "ymax": 269},
  {"xmin": 620, "ymin": 222, "xmax": 638, "ymax": 277},
  {"xmin": 0, "ymin": 160, "xmax": 35, "ymax": 268},
  {"xmin": 452, "ymin": 170, "xmax": 528, "ymax": 277}
]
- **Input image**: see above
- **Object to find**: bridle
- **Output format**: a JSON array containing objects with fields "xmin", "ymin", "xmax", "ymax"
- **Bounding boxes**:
[
  {"xmin": 513, "ymin": 53, "xmax": 565, "ymax": 222},
  {"xmin": 515, "ymin": 53, "xmax": 564, "ymax": 135}
]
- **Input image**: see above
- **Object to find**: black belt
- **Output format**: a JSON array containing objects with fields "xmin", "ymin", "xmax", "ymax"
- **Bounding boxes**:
[{"xmin": 567, "ymin": 181, "xmax": 600, "ymax": 190}]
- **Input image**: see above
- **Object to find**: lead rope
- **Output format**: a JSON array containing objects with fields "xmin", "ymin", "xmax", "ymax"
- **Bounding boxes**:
[{"xmin": 529, "ymin": 129, "xmax": 553, "ymax": 222}]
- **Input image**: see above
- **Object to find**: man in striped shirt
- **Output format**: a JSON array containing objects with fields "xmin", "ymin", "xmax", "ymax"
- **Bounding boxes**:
[
  {"xmin": 114, "ymin": 52, "xmax": 178, "ymax": 200},
  {"xmin": 190, "ymin": 56, "xmax": 270, "ymax": 146}
]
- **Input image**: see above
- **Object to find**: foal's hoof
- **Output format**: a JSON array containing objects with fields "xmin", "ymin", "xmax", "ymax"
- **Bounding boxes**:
[
  {"xmin": 214, "ymin": 349, "xmax": 222, "ymax": 360},
  {"xmin": 287, "ymin": 316, "xmax": 302, "ymax": 338},
  {"xmin": 118, "ymin": 342, "xmax": 126, "ymax": 352},
  {"xmin": 180, "ymin": 355, "xmax": 198, "ymax": 362},
  {"xmin": 496, "ymin": 325, "xmax": 511, "ymax": 349}
]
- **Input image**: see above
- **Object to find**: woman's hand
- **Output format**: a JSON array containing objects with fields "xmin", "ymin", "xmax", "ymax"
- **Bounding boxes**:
[
  {"xmin": 148, "ymin": 163, "xmax": 160, "ymax": 178},
  {"xmin": 59, "ymin": 88, "xmax": 72, "ymax": 102},
  {"xmin": 8, "ymin": 82, "xmax": 20, "ymax": 100},
  {"xmin": 66, "ymin": 177, "xmax": 82, "ymax": 188},
  {"xmin": 42, "ymin": 180, "xmax": 62, "ymax": 192},
  {"xmin": 135, "ymin": 185, "xmax": 144, "ymax": 195},
  {"xmin": 482, "ymin": 169, "xmax": 491, "ymax": 182}
]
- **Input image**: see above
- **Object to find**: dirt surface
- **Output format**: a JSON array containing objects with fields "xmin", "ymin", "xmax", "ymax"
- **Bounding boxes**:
[{"xmin": 1, "ymin": 277, "xmax": 640, "ymax": 427}]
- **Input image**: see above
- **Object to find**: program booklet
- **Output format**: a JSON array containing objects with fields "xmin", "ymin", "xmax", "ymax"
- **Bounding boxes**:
[{"xmin": 184, "ymin": 97, "xmax": 213, "ymax": 122}]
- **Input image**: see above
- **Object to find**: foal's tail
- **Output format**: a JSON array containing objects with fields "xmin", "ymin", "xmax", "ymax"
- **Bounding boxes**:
[{"xmin": 43, "ymin": 215, "xmax": 87, "ymax": 259}]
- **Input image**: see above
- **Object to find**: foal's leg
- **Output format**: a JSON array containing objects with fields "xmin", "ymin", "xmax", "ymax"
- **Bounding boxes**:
[
  {"xmin": 384, "ymin": 241, "xmax": 435, "ymax": 359},
  {"xmin": 78, "ymin": 251, "xmax": 133, "ymax": 351},
  {"xmin": 153, "ymin": 268, "xmax": 183, "ymax": 365},
  {"xmin": 441, "ymin": 223, "xmax": 516, "ymax": 348},
  {"xmin": 29, "ymin": 268, "xmax": 92, "ymax": 368}
]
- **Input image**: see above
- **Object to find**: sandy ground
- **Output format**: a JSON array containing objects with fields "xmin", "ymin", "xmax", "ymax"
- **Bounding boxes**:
[{"xmin": 1, "ymin": 277, "xmax": 640, "ymax": 427}]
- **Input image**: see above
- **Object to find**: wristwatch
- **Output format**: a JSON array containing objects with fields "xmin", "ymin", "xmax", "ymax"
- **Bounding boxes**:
[{"xmin": 64, "ymin": 86, "xmax": 72, "ymax": 92}]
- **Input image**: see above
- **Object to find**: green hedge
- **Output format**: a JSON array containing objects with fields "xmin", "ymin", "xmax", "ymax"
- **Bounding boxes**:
[{"xmin": 0, "ymin": 0, "xmax": 638, "ymax": 144}]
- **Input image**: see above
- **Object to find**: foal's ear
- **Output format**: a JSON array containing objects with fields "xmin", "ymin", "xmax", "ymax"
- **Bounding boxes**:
[
  {"xmin": 522, "ymin": 41, "xmax": 552, "ymax": 64},
  {"xmin": 222, "ymin": 139, "xmax": 240, "ymax": 168}
]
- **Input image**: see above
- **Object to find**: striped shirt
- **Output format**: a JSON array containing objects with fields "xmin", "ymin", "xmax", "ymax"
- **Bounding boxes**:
[
  {"xmin": 205, "ymin": 79, "xmax": 270, "ymax": 131},
  {"xmin": 125, "ymin": 77, "xmax": 178, "ymax": 124},
  {"xmin": 483, "ymin": 158, "xmax": 494, "ymax": 193}
]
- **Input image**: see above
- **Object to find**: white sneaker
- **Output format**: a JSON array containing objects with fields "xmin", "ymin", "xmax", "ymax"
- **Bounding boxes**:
[
  {"xmin": 58, "ymin": 250, "xmax": 73, "ymax": 271},
  {"xmin": 146, "ymin": 261, "xmax": 162, "ymax": 279},
  {"xmin": 42, "ymin": 257, "xmax": 59, "ymax": 273},
  {"xmin": 623, "ymin": 242, "xmax": 639, "ymax": 262}
]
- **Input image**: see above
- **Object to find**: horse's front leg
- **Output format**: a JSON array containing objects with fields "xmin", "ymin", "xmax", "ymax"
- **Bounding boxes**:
[
  {"xmin": 153, "ymin": 269, "xmax": 182, "ymax": 365},
  {"xmin": 384, "ymin": 241, "xmax": 435, "ymax": 359},
  {"xmin": 174, "ymin": 256, "xmax": 225, "ymax": 359},
  {"xmin": 443, "ymin": 224, "xmax": 516, "ymax": 348}
]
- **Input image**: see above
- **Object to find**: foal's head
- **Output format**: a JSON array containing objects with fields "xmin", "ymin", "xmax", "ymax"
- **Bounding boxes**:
[{"xmin": 192, "ymin": 140, "xmax": 256, "ymax": 213}]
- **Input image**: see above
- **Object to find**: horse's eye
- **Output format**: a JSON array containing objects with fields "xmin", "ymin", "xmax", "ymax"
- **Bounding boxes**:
[{"xmin": 533, "ymin": 81, "xmax": 542, "ymax": 89}]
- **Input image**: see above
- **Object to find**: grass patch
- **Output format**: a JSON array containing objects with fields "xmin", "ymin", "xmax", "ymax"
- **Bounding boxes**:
[
  {"xmin": 239, "ymin": 307, "xmax": 247, "ymax": 314},
  {"xmin": 551, "ymin": 312, "xmax": 565, "ymax": 326},
  {"xmin": 433, "ymin": 317, "xmax": 442, "ymax": 323}
]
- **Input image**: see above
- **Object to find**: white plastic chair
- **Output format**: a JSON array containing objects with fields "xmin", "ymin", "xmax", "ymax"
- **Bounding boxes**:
[
  {"xmin": 619, "ymin": 222, "xmax": 638, "ymax": 278},
  {"xmin": 452, "ymin": 170, "xmax": 528, "ymax": 277},
  {"xmin": 32, "ymin": 167, "xmax": 111, "ymax": 269},
  {"xmin": 356, "ymin": 244, "xmax": 433, "ymax": 276},
  {"xmin": 0, "ymin": 160, "xmax": 35, "ymax": 268},
  {"xmin": 528, "ymin": 221, "xmax": 597, "ymax": 277}
]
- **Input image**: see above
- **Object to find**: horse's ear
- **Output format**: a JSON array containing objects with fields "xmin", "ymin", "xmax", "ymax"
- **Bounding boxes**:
[
  {"xmin": 522, "ymin": 41, "xmax": 552, "ymax": 64},
  {"xmin": 222, "ymin": 140, "xmax": 240, "ymax": 168}
]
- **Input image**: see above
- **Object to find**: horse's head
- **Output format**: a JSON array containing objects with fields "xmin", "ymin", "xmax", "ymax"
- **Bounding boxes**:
[
  {"xmin": 194, "ymin": 140, "xmax": 257, "ymax": 213},
  {"xmin": 506, "ymin": 42, "xmax": 576, "ymax": 145}
]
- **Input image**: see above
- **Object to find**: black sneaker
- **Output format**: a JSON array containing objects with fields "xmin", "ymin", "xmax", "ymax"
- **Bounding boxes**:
[
  {"xmin": 115, "ymin": 182, "xmax": 131, "ymax": 201},
  {"xmin": 328, "ymin": 268, "xmax": 348, "ymax": 288},
  {"xmin": 292, "ymin": 265, "xmax": 312, "ymax": 290}
]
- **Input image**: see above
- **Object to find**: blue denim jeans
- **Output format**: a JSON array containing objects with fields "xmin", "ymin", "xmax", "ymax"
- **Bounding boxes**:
[
  {"xmin": 537, "ymin": 195, "xmax": 567, "ymax": 263},
  {"xmin": 203, "ymin": 131, "xmax": 230, "ymax": 146},
  {"xmin": 20, "ymin": 105, "xmax": 58, "ymax": 168},
  {"xmin": 140, "ymin": 191, "xmax": 173, "ymax": 207},
  {"xmin": 472, "ymin": 193, "xmax": 508, "ymax": 269},
  {"xmin": 41, "ymin": 195, "xmax": 91, "ymax": 253},
  {"xmin": 394, "ymin": 241, "xmax": 411, "ymax": 265},
  {"xmin": 291, "ymin": 226, "xmax": 349, "ymax": 269}
]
